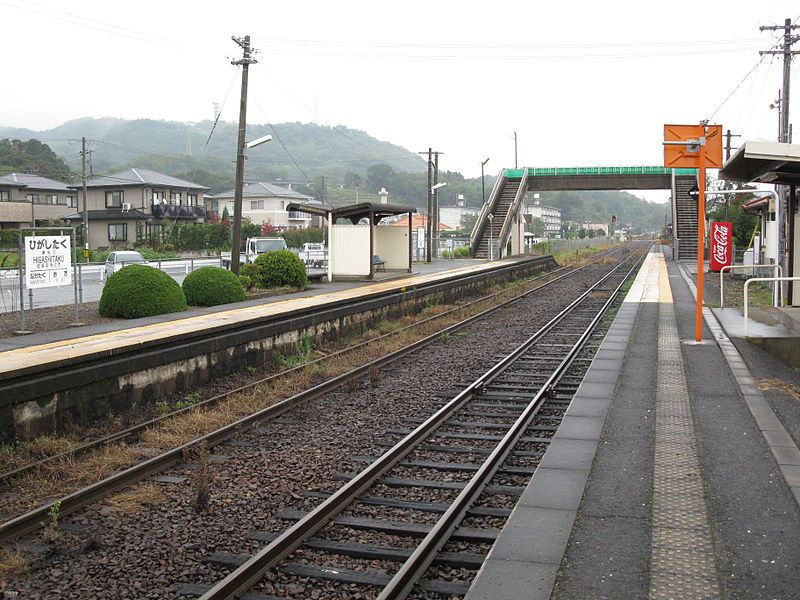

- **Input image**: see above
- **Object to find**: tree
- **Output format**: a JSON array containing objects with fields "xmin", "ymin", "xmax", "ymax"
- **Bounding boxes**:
[
  {"xmin": 531, "ymin": 217, "xmax": 545, "ymax": 237},
  {"xmin": 0, "ymin": 138, "xmax": 72, "ymax": 182},
  {"xmin": 261, "ymin": 220, "xmax": 278, "ymax": 236},
  {"xmin": 707, "ymin": 192, "xmax": 758, "ymax": 247},
  {"xmin": 460, "ymin": 212, "xmax": 478, "ymax": 233}
]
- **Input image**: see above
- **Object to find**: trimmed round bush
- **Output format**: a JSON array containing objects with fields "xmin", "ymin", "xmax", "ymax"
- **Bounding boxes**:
[
  {"xmin": 99, "ymin": 264, "xmax": 187, "ymax": 318},
  {"xmin": 182, "ymin": 266, "xmax": 246, "ymax": 306},
  {"xmin": 252, "ymin": 249, "xmax": 308, "ymax": 289}
]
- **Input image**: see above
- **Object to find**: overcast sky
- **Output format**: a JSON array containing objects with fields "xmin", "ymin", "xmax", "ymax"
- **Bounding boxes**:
[{"xmin": 1, "ymin": 0, "xmax": 798, "ymax": 202}]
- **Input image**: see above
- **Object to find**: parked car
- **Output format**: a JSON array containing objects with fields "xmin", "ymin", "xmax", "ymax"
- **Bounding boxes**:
[
  {"xmin": 221, "ymin": 237, "xmax": 288, "ymax": 269},
  {"xmin": 298, "ymin": 242, "xmax": 327, "ymax": 267},
  {"xmin": 105, "ymin": 251, "xmax": 147, "ymax": 277}
]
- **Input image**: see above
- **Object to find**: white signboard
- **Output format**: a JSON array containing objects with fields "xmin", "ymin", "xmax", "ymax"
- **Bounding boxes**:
[
  {"xmin": 25, "ymin": 235, "xmax": 72, "ymax": 289},
  {"xmin": 416, "ymin": 227, "xmax": 426, "ymax": 249}
]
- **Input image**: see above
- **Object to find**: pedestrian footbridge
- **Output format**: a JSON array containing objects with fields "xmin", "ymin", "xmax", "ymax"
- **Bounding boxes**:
[{"xmin": 470, "ymin": 166, "xmax": 697, "ymax": 259}]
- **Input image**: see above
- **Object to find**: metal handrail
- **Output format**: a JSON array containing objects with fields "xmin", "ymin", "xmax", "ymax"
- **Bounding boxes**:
[
  {"xmin": 720, "ymin": 264, "xmax": 781, "ymax": 307},
  {"xmin": 743, "ymin": 276, "xmax": 800, "ymax": 337},
  {"xmin": 470, "ymin": 170, "xmax": 504, "ymax": 251},
  {"xmin": 497, "ymin": 168, "xmax": 529, "ymax": 258}
]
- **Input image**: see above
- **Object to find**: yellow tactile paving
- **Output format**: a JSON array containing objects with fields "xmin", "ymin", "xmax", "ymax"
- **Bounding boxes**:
[
  {"xmin": 0, "ymin": 260, "xmax": 512, "ymax": 375},
  {"xmin": 649, "ymin": 249, "xmax": 721, "ymax": 599}
]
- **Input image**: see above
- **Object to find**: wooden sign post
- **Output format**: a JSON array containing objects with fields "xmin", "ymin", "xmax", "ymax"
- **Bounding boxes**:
[{"xmin": 663, "ymin": 123, "xmax": 723, "ymax": 342}]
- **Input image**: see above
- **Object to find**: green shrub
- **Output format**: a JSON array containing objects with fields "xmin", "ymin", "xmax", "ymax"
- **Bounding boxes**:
[
  {"xmin": 239, "ymin": 275, "xmax": 254, "ymax": 291},
  {"xmin": 99, "ymin": 264, "xmax": 187, "ymax": 318},
  {"xmin": 252, "ymin": 249, "xmax": 308, "ymax": 289},
  {"xmin": 455, "ymin": 246, "xmax": 471, "ymax": 257},
  {"xmin": 240, "ymin": 263, "xmax": 259, "ymax": 281},
  {"xmin": 182, "ymin": 266, "xmax": 245, "ymax": 306}
]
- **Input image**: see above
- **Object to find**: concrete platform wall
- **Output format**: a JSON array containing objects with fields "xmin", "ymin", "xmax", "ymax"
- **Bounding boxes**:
[{"xmin": 1, "ymin": 257, "xmax": 555, "ymax": 441}]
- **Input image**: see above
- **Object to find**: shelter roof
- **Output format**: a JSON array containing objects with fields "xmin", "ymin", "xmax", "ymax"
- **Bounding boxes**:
[
  {"xmin": 720, "ymin": 141, "xmax": 800, "ymax": 185},
  {"xmin": 285, "ymin": 201, "xmax": 416, "ymax": 224}
]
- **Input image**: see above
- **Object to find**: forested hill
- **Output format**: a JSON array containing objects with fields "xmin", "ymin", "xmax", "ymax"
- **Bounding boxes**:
[
  {"xmin": 1, "ymin": 117, "xmax": 668, "ymax": 233},
  {"xmin": 0, "ymin": 117, "xmax": 427, "ymax": 185}
]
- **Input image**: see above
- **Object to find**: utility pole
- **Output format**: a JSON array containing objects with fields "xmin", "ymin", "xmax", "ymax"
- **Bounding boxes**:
[
  {"xmin": 513, "ymin": 131, "xmax": 518, "ymax": 169},
  {"xmin": 81, "ymin": 136, "xmax": 89, "ymax": 260},
  {"xmin": 760, "ymin": 18, "xmax": 799, "ymax": 303},
  {"xmin": 433, "ymin": 151, "xmax": 440, "ymax": 259},
  {"xmin": 760, "ymin": 18, "xmax": 800, "ymax": 143},
  {"xmin": 724, "ymin": 129, "xmax": 741, "ymax": 161},
  {"xmin": 420, "ymin": 149, "xmax": 433, "ymax": 262},
  {"xmin": 230, "ymin": 35, "xmax": 257, "ymax": 275},
  {"xmin": 418, "ymin": 149, "xmax": 443, "ymax": 262}
]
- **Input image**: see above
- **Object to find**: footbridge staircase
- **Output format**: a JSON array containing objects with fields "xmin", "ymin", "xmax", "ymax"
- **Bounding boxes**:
[
  {"xmin": 673, "ymin": 173, "xmax": 700, "ymax": 261},
  {"xmin": 470, "ymin": 169, "xmax": 528, "ymax": 259}
]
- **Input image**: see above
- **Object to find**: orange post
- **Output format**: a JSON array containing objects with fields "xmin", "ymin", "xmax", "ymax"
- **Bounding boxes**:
[
  {"xmin": 696, "ymin": 151, "xmax": 705, "ymax": 342},
  {"xmin": 663, "ymin": 123, "xmax": 722, "ymax": 343}
]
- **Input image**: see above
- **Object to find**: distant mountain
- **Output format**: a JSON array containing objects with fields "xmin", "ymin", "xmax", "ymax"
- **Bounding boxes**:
[
  {"xmin": 0, "ymin": 117, "xmax": 668, "ymax": 232},
  {"xmin": 0, "ymin": 117, "xmax": 427, "ymax": 187}
]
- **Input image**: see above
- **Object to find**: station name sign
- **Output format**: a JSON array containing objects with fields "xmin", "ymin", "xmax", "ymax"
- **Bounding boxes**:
[{"xmin": 24, "ymin": 235, "xmax": 72, "ymax": 289}]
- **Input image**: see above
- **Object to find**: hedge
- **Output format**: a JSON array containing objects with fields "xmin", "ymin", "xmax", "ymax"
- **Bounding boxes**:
[
  {"xmin": 182, "ymin": 266, "xmax": 246, "ymax": 306},
  {"xmin": 252, "ymin": 249, "xmax": 308, "ymax": 289},
  {"xmin": 99, "ymin": 264, "xmax": 187, "ymax": 318}
]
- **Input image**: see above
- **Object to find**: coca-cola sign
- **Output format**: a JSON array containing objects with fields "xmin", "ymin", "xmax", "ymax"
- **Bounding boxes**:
[{"xmin": 709, "ymin": 221, "xmax": 733, "ymax": 272}]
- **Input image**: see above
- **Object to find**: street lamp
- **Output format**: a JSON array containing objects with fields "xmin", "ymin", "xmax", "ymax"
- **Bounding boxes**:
[
  {"xmin": 481, "ymin": 158, "xmax": 490, "ymax": 206},
  {"xmin": 431, "ymin": 182, "xmax": 447, "ymax": 258},
  {"xmin": 231, "ymin": 134, "xmax": 272, "ymax": 274}
]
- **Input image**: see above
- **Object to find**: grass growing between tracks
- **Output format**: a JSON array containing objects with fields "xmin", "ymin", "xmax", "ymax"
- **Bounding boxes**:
[
  {"xmin": 0, "ymin": 249, "xmax": 620, "ymax": 517},
  {"xmin": 0, "ymin": 545, "xmax": 27, "ymax": 578},
  {"xmin": 106, "ymin": 482, "xmax": 165, "ymax": 513}
]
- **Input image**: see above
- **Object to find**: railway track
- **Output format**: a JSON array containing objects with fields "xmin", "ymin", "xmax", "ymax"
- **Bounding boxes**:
[
  {"xmin": 187, "ymin": 248, "xmax": 644, "ymax": 599},
  {"xmin": 0, "ymin": 246, "xmax": 634, "ymax": 546}
]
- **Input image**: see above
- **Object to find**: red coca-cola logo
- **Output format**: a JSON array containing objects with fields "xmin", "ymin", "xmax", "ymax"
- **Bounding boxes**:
[{"xmin": 712, "ymin": 225, "xmax": 729, "ymax": 263}]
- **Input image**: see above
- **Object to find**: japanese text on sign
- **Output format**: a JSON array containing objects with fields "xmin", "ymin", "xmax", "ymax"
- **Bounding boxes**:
[{"xmin": 24, "ymin": 235, "xmax": 72, "ymax": 289}]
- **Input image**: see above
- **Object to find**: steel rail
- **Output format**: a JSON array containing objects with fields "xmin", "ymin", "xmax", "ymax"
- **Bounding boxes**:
[
  {"xmin": 0, "ymin": 249, "xmax": 626, "ymax": 544},
  {"xmin": 198, "ymin": 250, "xmax": 644, "ymax": 600},
  {"xmin": 376, "ymin": 253, "xmax": 643, "ymax": 599},
  {"xmin": 0, "ymin": 255, "xmax": 569, "ymax": 486}
]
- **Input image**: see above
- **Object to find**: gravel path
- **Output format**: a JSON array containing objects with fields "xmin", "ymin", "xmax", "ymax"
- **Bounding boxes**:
[{"xmin": 3, "ymin": 259, "xmax": 629, "ymax": 599}]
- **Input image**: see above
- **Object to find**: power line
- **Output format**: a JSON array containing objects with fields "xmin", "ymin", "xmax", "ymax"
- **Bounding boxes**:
[
  {"xmin": 0, "ymin": 0, "xmax": 179, "ymax": 48},
  {"xmin": 249, "ymin": 95, "xmax": 313, "ymax": 186},
  {"xmin": 707, "ymin": 19, "xmax": 795, "ymax": 121}
]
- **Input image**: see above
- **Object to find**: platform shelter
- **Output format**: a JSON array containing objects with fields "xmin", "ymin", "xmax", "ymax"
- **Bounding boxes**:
[
  {"xmin": 287, "ymin": 202, "xmax": 416, "ymax": 281},
  {"xmin": 720, "ymin": 141, "xmax": 800, "ymax": 306}
]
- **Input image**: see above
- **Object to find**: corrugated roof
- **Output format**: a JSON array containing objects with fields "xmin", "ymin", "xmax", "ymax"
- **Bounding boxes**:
[
  {"xmin": 214, "ymin": 181, "xmax": 312, "ymax": 200},
  {"xmin": 4, "ymin": 173, "xmax": 70, "ymax": 191},
  {"xmin": 81, "ymin": 168, "xmax": 208, "ymax": 190}
]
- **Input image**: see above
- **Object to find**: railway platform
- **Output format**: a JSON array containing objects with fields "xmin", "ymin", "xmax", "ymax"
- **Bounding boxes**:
[{"xmin": 467, "ymin": 246, "xmax": 800, "ymax": 600}]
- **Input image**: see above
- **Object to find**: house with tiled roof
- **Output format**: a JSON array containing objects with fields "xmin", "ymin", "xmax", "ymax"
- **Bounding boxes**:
[
  {"xmin": 63, "ymin": 168, "xmax": 208, "ymax": 249},
  {"xmin": 0, "ymin": 173, "xmax": 75, "ymax": 229},
  {"xmin": 208, "ymin": 182, "xmax": 317, "ymax": 229}
]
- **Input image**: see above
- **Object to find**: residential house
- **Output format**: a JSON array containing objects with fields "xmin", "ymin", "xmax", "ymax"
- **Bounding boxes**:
[
  {"xmin": 0, "ymin": 173, "xmax": 75, "ymax": 229},
  {"xmin": 63, "ymin": 168, "xmax": 207, "ymax": 249},
  {"xmin": 207, "ymin": 182, "xmax": 316, "ymax": 229}
]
